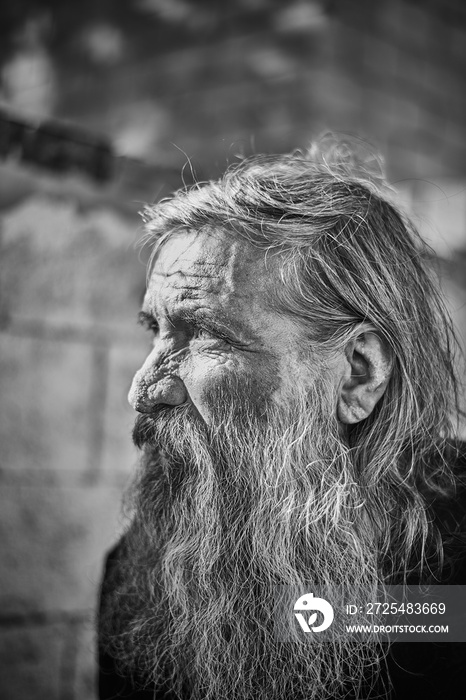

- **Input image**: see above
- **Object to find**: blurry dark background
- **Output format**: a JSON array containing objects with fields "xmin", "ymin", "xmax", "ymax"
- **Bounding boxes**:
[{"xmin": 0, "ymin": 1, "xmax": 465, "ymax": 698}]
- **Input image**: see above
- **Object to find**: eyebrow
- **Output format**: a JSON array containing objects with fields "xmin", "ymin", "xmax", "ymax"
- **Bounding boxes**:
[
  {"xmin": 178, "ymin": 307, "xmax": 245, "ymax": 338},
  {"xmin": 138, "ymin": 307, "xmax": 226, "ymax": 330},
  {"xmin": 137, "ymin": 306, "xmax": 250, "ymax": 342}
]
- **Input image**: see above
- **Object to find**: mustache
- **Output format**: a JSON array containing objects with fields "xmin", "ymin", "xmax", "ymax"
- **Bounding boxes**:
[
  {"xmin": 132, "ymin": 409, "xmax": 180, "ymax": 449},
  {"xmin": 132, "ymin": 405, "xmax": 205, "ymax": 449}
]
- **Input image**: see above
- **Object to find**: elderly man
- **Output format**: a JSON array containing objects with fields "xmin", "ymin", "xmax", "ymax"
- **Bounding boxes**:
[{"xmin": 98, "ymin": 141, "xmax": 465, "ymax": 700}]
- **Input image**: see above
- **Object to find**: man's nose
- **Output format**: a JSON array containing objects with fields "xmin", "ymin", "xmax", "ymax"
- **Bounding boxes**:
[{"xmin": 127, "ymin": 348, "xmax": 188, "ymax": 413}]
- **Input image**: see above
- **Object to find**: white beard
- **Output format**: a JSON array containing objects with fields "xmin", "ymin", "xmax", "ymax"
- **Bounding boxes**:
[{"xmin": 100, "ymin": 379, "xmax": 389, "ymax": 700}]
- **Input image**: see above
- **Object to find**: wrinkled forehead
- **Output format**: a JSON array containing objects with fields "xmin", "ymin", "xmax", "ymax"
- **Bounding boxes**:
[{"xmin": 149, "ymin": 227, "xmax": 279, "ymax": 299}]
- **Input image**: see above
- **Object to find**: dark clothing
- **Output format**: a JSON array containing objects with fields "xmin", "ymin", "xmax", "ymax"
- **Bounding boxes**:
[{"xmin": 98, "ymin": 449, "xmax": 466, "ymax": 700}]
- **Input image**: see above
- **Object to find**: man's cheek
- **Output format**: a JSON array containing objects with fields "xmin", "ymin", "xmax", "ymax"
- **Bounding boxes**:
[
  {"xmin": 179, "ymin": 354, "xmax": 239, "ymax": 423},
  {"xmin": 180, "ymin": 352, "xmax": 282, "ymax": 424}
]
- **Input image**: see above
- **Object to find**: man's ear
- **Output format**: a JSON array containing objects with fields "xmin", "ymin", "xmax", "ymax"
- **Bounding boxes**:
[{"xmin": 337, "ymin": 330, "xmax": 394, "ymax": 425}]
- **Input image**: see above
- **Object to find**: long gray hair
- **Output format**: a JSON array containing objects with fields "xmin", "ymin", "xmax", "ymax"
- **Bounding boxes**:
[{"xmin": 142, "ymin": 136, "xmax": 463, "ymax": 582}]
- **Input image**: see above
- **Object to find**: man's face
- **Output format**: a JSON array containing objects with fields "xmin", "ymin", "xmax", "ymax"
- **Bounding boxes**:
[{"xmin": 128, "ymin": 227, "xmax": 317, "ymax": 423}]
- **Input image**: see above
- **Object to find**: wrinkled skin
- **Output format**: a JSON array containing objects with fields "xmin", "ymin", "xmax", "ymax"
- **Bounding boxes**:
[{"xmin": 129, "ymin": 227, "xmax": 321, "ymax": 422}]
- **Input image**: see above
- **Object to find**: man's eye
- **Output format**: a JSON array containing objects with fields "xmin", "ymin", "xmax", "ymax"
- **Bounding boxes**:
[
  {"xmin": 143, "ymin": 321, "xmax": 159, "ymax": 337},
  {"xmin": 138, "ymin": 312, "xmax": 160, "ymax": 337}
]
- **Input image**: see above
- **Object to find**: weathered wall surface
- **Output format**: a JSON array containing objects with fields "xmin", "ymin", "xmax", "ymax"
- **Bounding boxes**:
[{"xmin": 0, "ymin": 177, "xmax": 149, "ymax": 700}]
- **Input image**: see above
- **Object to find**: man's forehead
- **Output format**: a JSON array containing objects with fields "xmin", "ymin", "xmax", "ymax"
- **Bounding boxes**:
[{"xmin": 149, "ymin": 228, "xmax": 274, "ymax": 295}]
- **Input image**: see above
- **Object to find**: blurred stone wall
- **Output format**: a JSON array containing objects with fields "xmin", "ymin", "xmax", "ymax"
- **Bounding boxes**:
[
  {"xmin": 115, "ymin": 0, "xmax": 466, "ymax": 182},
  {"xmin": 1, "ymin": 0, "xmax": 466, "ymax": 182},
  {"xmin": 0, "ymin": 1, "xmax": 465, "ymax": 699},
  {"xmin": 0, "ymin": 167, "xmax": 150, "ymax": 699}
]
